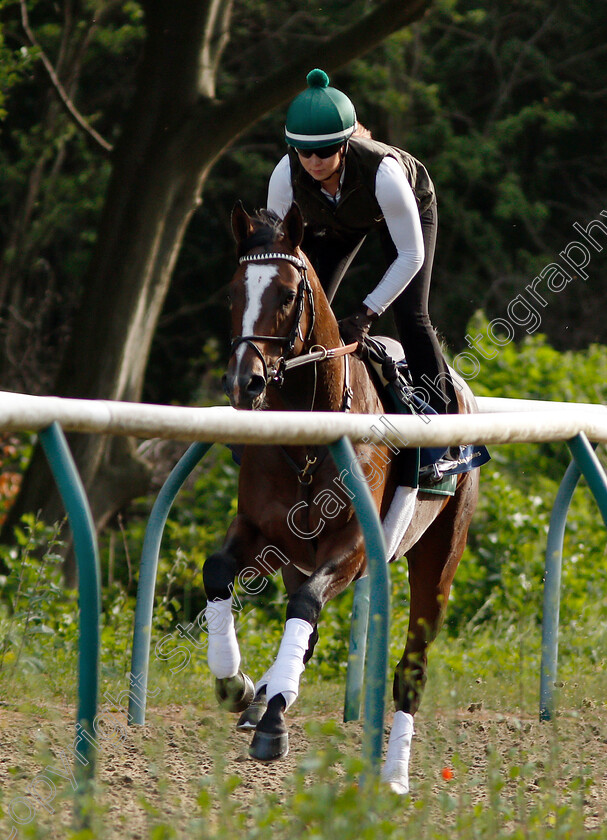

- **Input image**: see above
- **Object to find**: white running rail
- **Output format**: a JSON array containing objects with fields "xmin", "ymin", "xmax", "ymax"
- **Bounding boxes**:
[{"xmin": 1, "ymin": 390, "xmax": 607, "ymax": 447}]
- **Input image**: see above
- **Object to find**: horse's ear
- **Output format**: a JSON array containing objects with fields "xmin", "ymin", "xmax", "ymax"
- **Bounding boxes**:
[
  {"xmin": 231, "ymin": 200, "xmax": 254, "ymax": 247},
  {"xmin": 282, "ymin": 202, "xmax": 304, "ymax": 251}
]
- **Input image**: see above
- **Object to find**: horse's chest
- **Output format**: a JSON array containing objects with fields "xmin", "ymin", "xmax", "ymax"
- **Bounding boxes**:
[{"xmin": 239, "ymin": 452, "xmax": 354, "ymax": 547}]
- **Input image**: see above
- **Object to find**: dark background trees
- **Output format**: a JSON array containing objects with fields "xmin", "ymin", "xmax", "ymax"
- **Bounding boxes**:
[{"xmin": 1, "ymin": 0, "xmax": 606, "ymax": 557}]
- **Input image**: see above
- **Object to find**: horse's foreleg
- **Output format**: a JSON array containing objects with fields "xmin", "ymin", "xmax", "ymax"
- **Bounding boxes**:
[
  {"xmin": 282, "ymin": 562, "xmax": 321, "ymax": 665},
  {"xmin": 254, "ymin": 562, "xmax": 321, "ymax": 685},
  {"xmin": 202, "ymin": 515, "xmax": 261, "ymax": 712},
  {"xmin": 249, "ymin": 526, "xmax": 364, "ymax": 762},
  {"xmin": 237, "ymin": 563, "xmax": 321, "ymax": 733}
]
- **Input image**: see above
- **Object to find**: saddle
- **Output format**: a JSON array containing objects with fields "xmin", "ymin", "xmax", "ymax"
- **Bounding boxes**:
[{"xmin": 363, "ymin": 336, "xmax": 490, "ymax": 492}]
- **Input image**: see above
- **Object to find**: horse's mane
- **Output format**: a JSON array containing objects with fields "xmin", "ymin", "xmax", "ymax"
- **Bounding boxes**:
[{"xmin": 237, "ymin": 209, "xmax": 285, "ymax": 258}]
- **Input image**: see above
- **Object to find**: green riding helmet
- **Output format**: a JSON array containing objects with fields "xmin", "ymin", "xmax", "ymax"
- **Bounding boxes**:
[{"xmin": 285, "ymin": 69, "xmax": 357, "ymax": 150}]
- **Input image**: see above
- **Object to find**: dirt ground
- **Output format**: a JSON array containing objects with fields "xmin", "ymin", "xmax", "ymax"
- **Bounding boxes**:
[{"xmin": 1, "ymin": 692, "xmax": 607, "ymax": 838}]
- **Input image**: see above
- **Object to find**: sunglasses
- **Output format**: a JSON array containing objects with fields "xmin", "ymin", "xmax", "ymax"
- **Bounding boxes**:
[{"xmin": 297, "ymin": 143, "xmax": 344, "ymax": 160}]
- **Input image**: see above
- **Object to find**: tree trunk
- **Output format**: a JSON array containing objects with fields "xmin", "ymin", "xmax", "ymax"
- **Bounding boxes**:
[{"xmin": 2, "ymin": 0, "xmax": 228, "ymax": 559}]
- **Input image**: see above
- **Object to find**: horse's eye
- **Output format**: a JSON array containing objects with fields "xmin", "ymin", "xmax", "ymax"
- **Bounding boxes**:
[{"xmin": 284, "ymin": 291, "xmax": 296, "ymax": 305}]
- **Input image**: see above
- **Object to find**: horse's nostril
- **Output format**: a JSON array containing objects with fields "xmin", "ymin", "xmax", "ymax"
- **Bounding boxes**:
[
  {"xmin": 221, "ymin": 373, "xmax": 230, "ymax": 395},
  {"xmin": 245, "ymin": 375, "xmax": 266, "ymax": 398}
]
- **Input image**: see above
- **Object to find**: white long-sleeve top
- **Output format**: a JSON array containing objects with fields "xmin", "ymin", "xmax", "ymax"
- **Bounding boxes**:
[{"xmin": 267, "ymin": 154, "xmax": 425, "ymax": 315}]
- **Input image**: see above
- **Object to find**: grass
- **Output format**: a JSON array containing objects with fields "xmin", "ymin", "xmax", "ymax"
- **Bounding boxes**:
[
  {"xmin": 1, "ymin": 593, "xmax": 607, "ymax": 840},
  {"xmin": 1, "ymin": 513, "xmax": 607, "ymax": 839}
]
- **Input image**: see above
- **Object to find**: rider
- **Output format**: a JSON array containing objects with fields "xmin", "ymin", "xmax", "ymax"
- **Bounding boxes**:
[{"xmin": 267, "ymin": 68, "xmax": 458, "ymax": 419}]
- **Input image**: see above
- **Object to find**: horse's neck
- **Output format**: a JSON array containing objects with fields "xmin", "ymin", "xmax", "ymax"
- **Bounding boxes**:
[
  {"xmin": 267, "ymin": 280, "xmax": 346, "ymax": 413},
  {"xmin": 311, "ymin": 287, "xmax": 384, "ymax": 416}
]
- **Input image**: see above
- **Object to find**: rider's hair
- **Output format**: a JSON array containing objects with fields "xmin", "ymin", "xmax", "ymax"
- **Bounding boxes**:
[{"xmin": 352, "ymin": 122, "xmax": 372, "ymax": 139}]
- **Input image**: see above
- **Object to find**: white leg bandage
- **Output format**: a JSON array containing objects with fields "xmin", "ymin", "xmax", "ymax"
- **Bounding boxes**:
[
  {"xmin": 205, "ymin": 597, "xmax": 241, "ymax": 680},
  {"xmin": 254, "ymin": 664, "xmax": 275, "ymax": 695},
  {"xmin": 381, "ymin": 710, "xmax": 414, "ymax": 795},
  {"xmin": 382, "ymin": 486, "xmax": 418, "ymax": 562},
  {"xmin": 265, "ymin": 618, "xmax": 314, "ymax": 710}
]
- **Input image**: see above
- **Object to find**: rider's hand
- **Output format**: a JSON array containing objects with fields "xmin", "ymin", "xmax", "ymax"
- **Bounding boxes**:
[{"xmin": 338, "ymin": 305, "xmax": 378, "ymax": 345}]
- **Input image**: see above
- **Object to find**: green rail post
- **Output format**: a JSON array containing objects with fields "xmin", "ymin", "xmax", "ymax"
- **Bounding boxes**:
[
  {"xmin": 540, "ymin": 434, "xmax": 607, "ymax": 721},
  {"xmin": 539, "ymin": 459, "xmax": 582, "ymax": 721},
  {"xmin": 344, "ymin": 576, "xmax": 370, "ymax": 722},
  {"xmin": 39, "ymin": 422, "xmax": 101, "ymax": 782},
  {"xmin": 567, "ymin": 434, "xmax": 607, "ymax": 526},
  {"xmin": 328, "ymin": 436, "xmax": 389, "ymax": 779},
  {"xmin": 129, "ymin": 441, "xmax": 213, "ymax": 724}
]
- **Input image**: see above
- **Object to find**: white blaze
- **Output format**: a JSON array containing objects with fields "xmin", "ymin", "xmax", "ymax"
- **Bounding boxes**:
[{"xmin": 234, "ymin": 264, "xmax": 277, "ymax": 383}]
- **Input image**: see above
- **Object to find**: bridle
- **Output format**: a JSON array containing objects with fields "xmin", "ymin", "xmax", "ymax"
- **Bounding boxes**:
[
  {"xmin": 230, "ymin": 250, "xmax": 356, "ymax": 388},
  {"xmin": 229, "ymin": 251, "xmax": 315, "ymax": 387},
  {"xmin": 228, "ymin": 247, "xmax": 357, "ymax": 484}
]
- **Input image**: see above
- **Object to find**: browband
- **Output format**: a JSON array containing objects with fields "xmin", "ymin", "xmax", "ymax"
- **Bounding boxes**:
[{"xmin": 239, "ymin": 252, "xmax": 307, "ymax": 271}]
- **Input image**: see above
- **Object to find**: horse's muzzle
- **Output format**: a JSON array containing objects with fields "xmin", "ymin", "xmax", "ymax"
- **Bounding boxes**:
[{"xmin": 222, "ymin": 371, "xmax": 267, "ymax": 410}]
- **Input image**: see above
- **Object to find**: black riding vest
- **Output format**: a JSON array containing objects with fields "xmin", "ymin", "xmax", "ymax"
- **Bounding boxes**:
[{"xmin": 287, "ymin": 136, "xmax": 435, "ymax": 245}]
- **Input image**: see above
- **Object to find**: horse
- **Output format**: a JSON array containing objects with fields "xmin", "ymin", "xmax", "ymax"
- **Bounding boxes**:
[{"xmin": 201, "ymin": 202, "xmax": 480, "ymax": 793}]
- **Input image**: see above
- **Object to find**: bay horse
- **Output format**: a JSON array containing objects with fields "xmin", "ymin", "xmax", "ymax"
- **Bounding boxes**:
[{"xmin": 201, "ymin": 202, "xmax": 479, "ymax": 793}]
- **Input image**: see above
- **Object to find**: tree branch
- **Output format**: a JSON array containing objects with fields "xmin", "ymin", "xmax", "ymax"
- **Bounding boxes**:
[
  {"xmin": 199, "ymin": 0, "xmax": 235, "ymax": 97},
  {"xmin": 20, "ymin": 0, "xmax": 114, "ymax": 153},
  {"xmin": 485, "ymin": 9, "xmax": 558, "ymax": 128},
  {"xmin": 185, "ymin": 0, "xmax": 432, "ymax": 158}
]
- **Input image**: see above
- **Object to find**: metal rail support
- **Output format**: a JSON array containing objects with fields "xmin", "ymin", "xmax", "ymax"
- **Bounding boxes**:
[
  {"xmin": 539, "ymin": 460, "xmax": 582, "ymax": 721},
  {"xmin": 540, "ymin": 434, "xmax": 607, "ymax": 720},
  {"xmin": 39, "ymin": 423, "xmax": 101, "ymax": 780},
  {"xmin": 129, "ymin": 442, "xmax": 213, "ymax": 723},
  {"xmin": 567, "ymin": 434, "xmax": 607, "ymax": 526},
  {"xmin": 328, "ymin": 437, "xmax": 389, "ymax": 778},
  {"xmin": 344, "ymin": 576, "xmax": 370, "ymax": 722}
]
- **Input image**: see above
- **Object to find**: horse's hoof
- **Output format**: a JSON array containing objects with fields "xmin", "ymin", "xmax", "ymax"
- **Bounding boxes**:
[
  {"xmin": 236, "ymin": 688, "xmax": 267, "ymax": 731},
  {"xmin": 248, "ymin": 693, "xmax": 288, "ymax": 761},
  {"xmin": 214, "ymin": 671, "xmax": 255, "ymax": 712},
  {"xmin": 249, "ymin": 729, "xmax": 289, "ymax": 762}
]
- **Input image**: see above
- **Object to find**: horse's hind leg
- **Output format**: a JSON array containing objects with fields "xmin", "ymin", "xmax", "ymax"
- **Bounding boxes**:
[{"xmin": 383, "ymin": 473, "xmax": 478, "ymax": 794}]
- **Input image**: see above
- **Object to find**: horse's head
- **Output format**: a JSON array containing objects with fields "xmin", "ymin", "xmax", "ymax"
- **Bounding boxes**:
[{"xmin": 223, "ymin": 202, "xmax": 314, "ymax": 410}]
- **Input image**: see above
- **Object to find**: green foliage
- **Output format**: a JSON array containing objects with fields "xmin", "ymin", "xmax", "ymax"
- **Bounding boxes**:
[
  {"xmin": 0, "ymin": 1, "xmax": 32, "ymax": 121},
  {"xmin": 0, "ymin": 0, "xmax": 145, "ymax": 390},
  {"xmin": 437, "ymin": 316, "xmax": 607, "ymax": 633},
  {"xmin": 464, "ymin": 312, "xmax": 607, "ymax": 406},
  {"xmin": 0, "ymin": 515, "xmax": 76, "ymax": 692},
  {"xmin": 0, "ymin": 514, "xmax": 140, "ymax": 696},
  {"xmin": 323, "ymin": 1, "xmax": 607, "ymax": 351}
]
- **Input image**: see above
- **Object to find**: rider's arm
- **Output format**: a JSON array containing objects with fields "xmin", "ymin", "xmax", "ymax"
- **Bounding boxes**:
[
  {"xmin": 267, "ymin": 155, "xmax": 293, "ymax": 219},
  {"xmin": 362, "ymin": 155, "xmax": 425, "ymax": 316}
]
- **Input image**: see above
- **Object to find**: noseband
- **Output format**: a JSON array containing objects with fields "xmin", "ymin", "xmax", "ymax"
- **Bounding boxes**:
[{"xmin": 229, "ymin": 252, "xmax": 315, "ymax": 387}]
